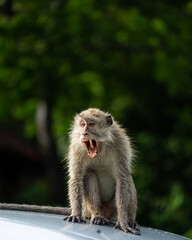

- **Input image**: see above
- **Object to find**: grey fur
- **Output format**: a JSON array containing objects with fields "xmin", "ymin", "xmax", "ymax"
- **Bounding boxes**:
[{"xmin": 65, "ymin": 108, "xmax": 140, "ymax": 235}]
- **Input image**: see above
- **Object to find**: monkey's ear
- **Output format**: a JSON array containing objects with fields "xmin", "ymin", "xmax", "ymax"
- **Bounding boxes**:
[{"xmin": 106, "ymin": 114, "xmax": 113, "ymax": 126}]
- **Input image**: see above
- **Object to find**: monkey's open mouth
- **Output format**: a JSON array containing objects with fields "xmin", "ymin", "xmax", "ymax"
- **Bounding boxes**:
[{"xmin": 81, "ymin": 139, "xmax": 98, "ymax": 158}]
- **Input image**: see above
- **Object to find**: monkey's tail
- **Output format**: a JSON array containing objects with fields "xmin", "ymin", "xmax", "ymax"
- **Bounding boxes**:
[{"xmin": 0, "ymin": 203, "xmax": 71, "ymax": 215}]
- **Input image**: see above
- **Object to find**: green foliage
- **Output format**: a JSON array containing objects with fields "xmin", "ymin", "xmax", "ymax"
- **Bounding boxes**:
[
  {"xmin": 13, "ymin": 179, "xmax": 52, "ymax": 205},
  {"xmin": 0, "ymin": 0, "xmax": 192, "ymax": 237}
]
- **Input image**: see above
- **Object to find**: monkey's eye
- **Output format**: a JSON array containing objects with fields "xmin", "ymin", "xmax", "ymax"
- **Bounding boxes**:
[
  {"xmin": 89, "ymin": 122, "xmax": 95, "ymax": 127},
  {"xmin": 80, "ymin": 121, "xmax": 86, "ymax": 127}
]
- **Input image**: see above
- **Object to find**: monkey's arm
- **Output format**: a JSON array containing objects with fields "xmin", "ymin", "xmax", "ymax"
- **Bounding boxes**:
[
  {"xmin": 64, "ymin": 176, "xmax": 85, "ymax": 223},
  {"xmin": 0, "ymin": 203, "xmax": 71, "ymax": 215},
  {"xmin": 64, "ymin": 153, "xmax": 86, "ymax": 223}
]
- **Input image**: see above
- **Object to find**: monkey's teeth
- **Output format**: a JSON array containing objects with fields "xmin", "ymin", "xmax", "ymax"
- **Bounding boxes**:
[{"xmin": 90, "ymin": 140, "xmax": 94, "ymax": 148}]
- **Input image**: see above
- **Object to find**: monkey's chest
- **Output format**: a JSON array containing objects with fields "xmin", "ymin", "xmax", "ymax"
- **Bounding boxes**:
[{"xmin": 96, "ymin": 169, "xmax": 116, "ymax": 202}]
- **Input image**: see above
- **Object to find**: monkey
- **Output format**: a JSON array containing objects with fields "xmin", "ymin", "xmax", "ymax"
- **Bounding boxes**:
[
  {"xmin": 0, "ymin": 108, "xmax": 140, "ymax": 235},
  {"xmin": 63, "ymin": 108, "xmax": 140, "ymax": 235}
]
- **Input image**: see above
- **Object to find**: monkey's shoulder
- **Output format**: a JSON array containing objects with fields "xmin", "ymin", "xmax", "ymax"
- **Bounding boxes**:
[{"xmin": 111, "ymin": 122, "xmax": 131, "ymax": 142}]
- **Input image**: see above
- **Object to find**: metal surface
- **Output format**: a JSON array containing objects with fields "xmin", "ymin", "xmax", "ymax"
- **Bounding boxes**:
[{"xmin": 0, "ymin": 210, "xmax": 190, "ymax": 240}]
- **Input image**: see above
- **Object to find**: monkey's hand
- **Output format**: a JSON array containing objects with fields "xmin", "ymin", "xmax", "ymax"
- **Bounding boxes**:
[
  {"xmin": 114, "ymin": 220, "xmax": 141, "ymax": 235},
  {"xmin": 63, "ymin": 215, "xmax": 86, "ymax": 223}
]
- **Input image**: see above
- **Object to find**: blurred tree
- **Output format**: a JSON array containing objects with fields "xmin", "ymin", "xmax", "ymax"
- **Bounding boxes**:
[{"xmin": 0, "ymin": 0, "xmax": 192, "ymax": 237}]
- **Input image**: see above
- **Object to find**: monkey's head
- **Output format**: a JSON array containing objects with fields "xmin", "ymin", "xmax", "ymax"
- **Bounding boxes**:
[{"xmin": 74, "ymin": 108, "xmax": 113, "ymax": 158}]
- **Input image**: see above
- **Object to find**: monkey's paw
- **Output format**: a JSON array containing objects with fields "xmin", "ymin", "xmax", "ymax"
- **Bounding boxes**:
[
  {"xmin": 63, "ymin": 215, "xmax": 86, "ymax": 223},
  {"xmin": 114, "ymin": 221, "xmax": 141, "ymax": 235},
  {"xmin": 91, "ymin": 216, "xmax": 109, "ymax": 225},
  {"xmin": 129, "ymin": 220, "xmax": 141, "ymax": 235}
]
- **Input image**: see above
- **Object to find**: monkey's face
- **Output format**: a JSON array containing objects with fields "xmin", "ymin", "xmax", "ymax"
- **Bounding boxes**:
[
  {"xmin": 79, "ymin": 119, "xmax": 99, "ymax": 158},
  {"xmin": 77, "ymin": 112, "xmax": 113, "ymax": 159}
]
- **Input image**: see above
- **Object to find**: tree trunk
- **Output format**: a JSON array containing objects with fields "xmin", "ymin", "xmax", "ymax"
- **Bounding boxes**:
[{"xmin": 36, "ymin": 100, "xmax": 65, "ymax": 204}]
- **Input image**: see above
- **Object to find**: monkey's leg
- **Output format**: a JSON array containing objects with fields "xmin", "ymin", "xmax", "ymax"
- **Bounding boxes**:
[
  {"xmin": 114, "ymin": 171, "xmax": 140, "ymax": 235},
  {"xmin": 83, "ymin": 169, "xmax": 109, "ymax": 225},
  {"xmin": 126, "ymin": 200, "xmax": 141, "ymax": 235},
  {"xmin": 127, "ymin": 180, "xmax": 141, "ymax": 235}
]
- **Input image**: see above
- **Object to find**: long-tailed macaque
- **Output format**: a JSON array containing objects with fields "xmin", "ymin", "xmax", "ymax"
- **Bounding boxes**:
[
  {"xmin": 64, "ymin": 108, "xmax": 140, "ymax": 235},
  {"xmin": 0, "ymin": 108, "xmax": 140, "ymax": 235}
]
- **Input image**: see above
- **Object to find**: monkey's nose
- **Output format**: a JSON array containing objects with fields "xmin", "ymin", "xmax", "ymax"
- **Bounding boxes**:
[{"xmin": 82, "ymin": 131, "xmax": 88, "ymax": 136}]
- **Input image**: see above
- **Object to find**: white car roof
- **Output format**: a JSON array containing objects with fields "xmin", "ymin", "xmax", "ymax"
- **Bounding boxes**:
[{"xmin": 0, "ymin": 210, "xmax": 190, "ymax": 240}]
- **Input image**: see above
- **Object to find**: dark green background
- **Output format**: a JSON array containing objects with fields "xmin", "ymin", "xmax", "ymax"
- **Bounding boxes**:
[{"xmin": 0, "ymin": 0, "xmax": 192, "ymax": 238}]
